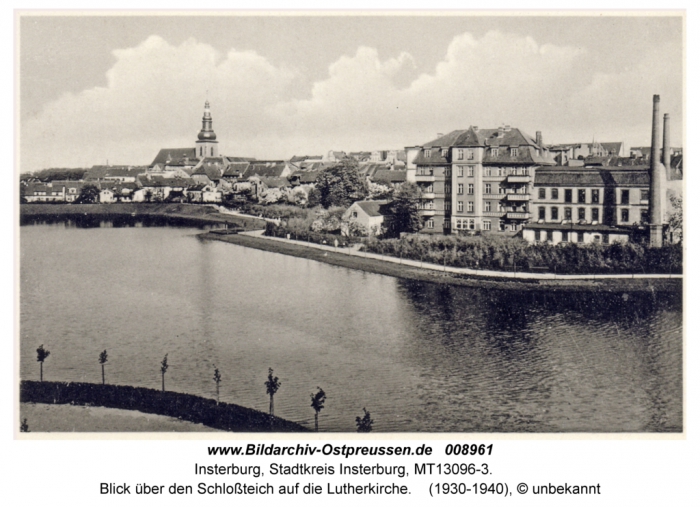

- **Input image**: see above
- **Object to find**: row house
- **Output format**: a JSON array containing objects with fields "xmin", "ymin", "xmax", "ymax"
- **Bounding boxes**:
[
  {"xmin": 23, "ymin": 181, "xmax": 84, "ymax": 202},
  {"xmin": 406, "ymin": 125, "xmax": 554, "ymax": 234}
]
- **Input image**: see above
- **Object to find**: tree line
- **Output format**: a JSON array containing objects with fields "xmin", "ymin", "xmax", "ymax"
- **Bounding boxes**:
[{"xmin": 30, "ymin": 345, "xmax": 374, "ymax": 433}]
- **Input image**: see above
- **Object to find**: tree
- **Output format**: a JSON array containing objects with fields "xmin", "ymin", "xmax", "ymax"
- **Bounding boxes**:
[
  {"xmin": 36, "ymin": 344, "xmax": 50, "ymax": 381},
  {"xmin": 74, "ymin": 184, "xmax": 100, "ymax": 204},
  {"xmin": 315, "ymin": 161, "xmax": 368, "ymax": 208},
  {"xmin": 306, "ymin": 187, "xmax": 322, "ymax": 208},
  {"xmin": 99, "ymin": 350, "xmax": 108, "ymax": 385},
  {"xmin": 264, "ymin": 368, "xmax": 281, "ymax": 416},
  {"xmin": 213, "ymin": 366, "xmax": 222, "ymax": 405},
  {"xmin": 389, "ymin": 182, "xmax": 422, "ymax": 234},
  {"xmin": 310, "ymin": 387, "xmax": 326, "ymax": 432},
  {"xmin": 667, "ymin": 193, "xmax": 682, "ymax": 243},
  {"xmin": 355, "ymin": 408, "xmax": 374, "ymax": 433},
  {"xmin": 160, "ymin": 354, "xmax": 169, "ymax": 392}
]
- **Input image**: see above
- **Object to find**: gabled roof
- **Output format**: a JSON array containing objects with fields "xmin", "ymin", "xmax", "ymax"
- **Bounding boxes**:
[
  {"xmin": 243, "ymin": 161, "xmax": 288, "ymax": 179},
  {"xmin": 151, "ymin": 148, "xmax": 198, "ymax": 167},
  {"xmin": 354, "ymin": 200, "xmax": 393, "ymax": 217},
  {"xmin": 260, "ymin": 176, "xmax": 291, "ymax": 189},
  {"xmin": 137, "ymin": 174, "xmax": 193, "ymax": 188},
  {"xmin": 358, "ymin": 163, "xmax": 388, "ymax": 178},
  {"xmin": 222, "ymin": 161, "xmax": 251, "ymax": 177},
  {"xmin": 372, "ymin": 169, "xmax": 407, "ymax": 184},
  {"xmin": 600, "ymin": 142, "xmax": 624, "ymax": 155},
  {"xmin": 422, "ymin": 126, "xmax": 543, "ymax": 149},
  {"xmin": 84, "ymin": 165, "xmax": 145, "ymax": 180},
  {"xmin": 290, "ymin": 170, "xmax": 320, "ymax": 184},
  {"xmin": 192, "ymin": 157, "xmax": 229, "ymax": 180}
]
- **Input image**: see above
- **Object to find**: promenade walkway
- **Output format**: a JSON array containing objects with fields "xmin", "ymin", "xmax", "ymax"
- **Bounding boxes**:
[{"xmin": 239, "ymin": 230, "xmax": 682, "ymax": 282}]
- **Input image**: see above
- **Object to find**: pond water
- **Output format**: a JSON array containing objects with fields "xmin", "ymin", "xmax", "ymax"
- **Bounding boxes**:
[{"xmin": 20, "ymin": 221, "xmax": 682, "ymax": 432}]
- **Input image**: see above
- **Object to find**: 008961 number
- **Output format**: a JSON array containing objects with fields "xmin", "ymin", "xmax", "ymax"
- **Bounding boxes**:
[{"xmin": 444, "ymin": 444, "xmax": 493, "ymax": 456}]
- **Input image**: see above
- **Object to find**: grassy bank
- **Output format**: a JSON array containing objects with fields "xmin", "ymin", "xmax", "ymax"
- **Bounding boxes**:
[
  {"xmin": 20, "ymin": 380, "xmax": 308, "ymax": 432},
  {"xmin": 202, "ymin": 232, "xmax": 681, "ymax": 293},
  {"xmin": 20, "ymin": 203, "xmax": 267, "ymax": 230}
]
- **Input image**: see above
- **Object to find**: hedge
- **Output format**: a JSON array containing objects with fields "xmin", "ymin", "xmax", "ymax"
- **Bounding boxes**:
[{"xmin": 20, "ymin": 380, "xmax": 308, "ymax": 432}]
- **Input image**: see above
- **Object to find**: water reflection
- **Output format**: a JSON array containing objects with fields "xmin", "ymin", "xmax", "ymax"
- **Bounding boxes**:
[{"xmin": 20, "ymin": 223, "xmax": 682, "ymax": 432}]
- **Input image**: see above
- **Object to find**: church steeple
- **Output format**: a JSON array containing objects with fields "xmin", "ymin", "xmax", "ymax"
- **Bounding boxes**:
[{"xmin": 196, "ymin": 100, "xmax": 218, "ymax": 159}]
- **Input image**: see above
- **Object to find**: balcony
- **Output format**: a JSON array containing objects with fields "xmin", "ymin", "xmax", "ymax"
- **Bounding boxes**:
[
  {"xmin": 420, "ymin": 192, "xmax": 436, "ymax": 199},
  {"xmin": 482, "ymin": 193, "xmax": 504, "ymax": 199},
  {"xmin": 415, "ymin": 174, "xmax": 436, "ymax": 182},
  {"xmin": 506, "ymin": 212, "xmax": 531, "ymax": 220},
  {"xmin": 505, "ymin": 193, "xmax": 530, "ymax": 201},
  {"xmin": 419, "ymin": 209, "xmax": 437, "ymax": 217},
  {"xmin": 506, "ymin": 175, "xmax": 530, "ymax": 183},
  {"xmin": 482, "ymin": 211, "xmax": 505, "ymax": 218}
]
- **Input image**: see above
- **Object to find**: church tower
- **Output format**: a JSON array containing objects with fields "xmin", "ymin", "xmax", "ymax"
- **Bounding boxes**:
[{"xmin": 195, "ymin": 100, "xmax": 218, "ymax": 159}]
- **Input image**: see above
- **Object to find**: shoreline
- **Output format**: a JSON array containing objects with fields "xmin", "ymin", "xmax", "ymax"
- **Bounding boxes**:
[
  {"xmin": 19, "ymin": 203, "xmax": 267, "ymax": 230},
  {"xmin": 201, "ymin": 232, "xmax": 681, "ymax": 293},
  {"xmin": 20, "ymin": 203, "xmax": 682, "ymax": 292}
]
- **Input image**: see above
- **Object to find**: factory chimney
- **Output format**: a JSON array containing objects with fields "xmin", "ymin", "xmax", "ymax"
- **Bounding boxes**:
[
  {"xmin": 663, "ymin": 113, "xmax": 671, "ymax": 172},
  {"xmin": 649, "ymin": 95, "xmax": 664, "ymax": 247}
]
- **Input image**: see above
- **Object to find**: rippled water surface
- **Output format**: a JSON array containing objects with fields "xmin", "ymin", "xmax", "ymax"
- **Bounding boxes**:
[{"xmin": 20, "ymin": 223, "xmax": 683, "ymax": 432}]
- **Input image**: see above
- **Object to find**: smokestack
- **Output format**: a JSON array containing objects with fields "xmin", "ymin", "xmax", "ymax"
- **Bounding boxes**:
[
  {"xmin": 663, "ymin": 113, "xmax": 671, "ymax": 170},
  {"xmin": 536, "ymin": 131, "xmax": 543, "ymax": 147},
  {"xmin": 649, "ymin": 95, "xmax": 664, "ymax": 247}
]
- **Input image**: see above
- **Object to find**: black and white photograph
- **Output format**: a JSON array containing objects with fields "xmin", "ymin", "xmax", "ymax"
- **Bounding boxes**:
[{"xmin": 17, "ymin": 11, "xmax": 684, "ymax": 436}]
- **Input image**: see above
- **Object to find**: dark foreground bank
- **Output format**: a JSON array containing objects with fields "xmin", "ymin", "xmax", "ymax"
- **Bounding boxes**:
[
  {"xmin": 20, "ymin": 203, "xmax": 266, "ymax": 230},
  {"xmin": 202, "ymin": 232, "xmax": 681, "ymax": 293},
  {"xmin": 20, "ymin": 381, "xmax": 308, "ymax": 432}
]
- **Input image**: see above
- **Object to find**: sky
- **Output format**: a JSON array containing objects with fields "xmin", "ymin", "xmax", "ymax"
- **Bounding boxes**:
[{"xmin": 18, "ymin": 13, "xmax": 683, "ymax": 172}]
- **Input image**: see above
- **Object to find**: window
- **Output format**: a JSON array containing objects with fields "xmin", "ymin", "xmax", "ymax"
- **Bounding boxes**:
[
  {"xmin": 483, "ymin": 220, "xmax": 491, "ymax": 231},
  {"xmin": 539, "ymin": 188, "xmax": 546, "ymax": 199},
  {"xmin": 510, "ymin": 148, "xmax": 519, "ymax": 157},
  {"xmin": 547, "ymin": 230, "xmax": 553, "ymax": 242},
  {"xmin": 468, "ymin": 219, "xmax": 475, "ymax": 230},
  {"xmin": 538, "ymin": 207, "xmax": 546, "ymax": 220},
  {"xmin": 484, "ymin": 168, "xmax": 491, "ymax": 176},
  {"xmin": 562, "ymin": 231, "xmax": 569, "ymax": 242},
  {"xmin": 352, "ymin": 211, "xmax": 358, "ymax": 218},
  {"xmin": 641, "ymin": 209, "xmax": 649, "ymax": 223},
  {"xmin": 578, "ymin": 189, "xmax": 586, "ymax": 203},
  {"xmin": 468, "ymin": 201, "xmax": 474, "ymax": 212},
  {"xmin": 641, "ymin": 189, "xmax": 649, "ymax": 201},
  {"xmin": 592, "ymin": 208, "xmax": 600, "ymax": 222},
  {"xmin": 457, "ymin": 149, "xmax": 463, "ymax": 160},
  {"xmin": 467, "ymin": 149, "xmax": 475, "ymax": 160},
  {"xmin": 577, "ymin": 232, "xmax": 584, "ymax": 242},
  {"xmin": 485, "ymin": 183, "xmax": 492, "ymax": 194},
  {"xmin": 552, "ymin": 188, "xmax": 559, "ymax": 200},
  {"xmin": 578, "ymin": 208, "xmax": 586, "ymax": 221},
  {"xmin": 467, "ymin": 184, "xmax": 474, "ymax": 195},
  {"xmin": 445, "ymin": 183, "xmax": 451, "ymax": 193},
  {"xmin": 211, "ymin": 147, "xmax": 214, "ymax": 156},
  {"xmin": 445, "ymin": 168, "xmax": 451, "ymax": 177},
  {"xmin": 458, "ymin": 184, "xmax": 464, "ymax": 195},
  {"xmin": 621, "ymin": 209, "xmax": 629, "ymax": 222},
  {"xmin": 603, "ymin": 233, "xmax": 610, "ymax": 245},
  {"xmin": 425, "ymin": 150, "xmax": 431, "ymax": 158},
  {"xmin": 467, "ymin": 166, "xmax": 474, "ymax": 177},
  {"xmin": 621, "ymin": 190, "xmax": 629, "ymax": 205},
  {"xmin": 427, "ymin": 219, "xmax": 434, "ymax": 229},
  {"xmin": 445, "ymin": 202, "xmax": 451, "ymax": 212},
  {"xmin": 564, "ymin": 189, "xmax": 573, "ymax": 203},
  {"xmin": 485, "ymin": 201, "xmax": 492, "ymax": 212},
  {"xmin": 425, "ymin": 184, "xmax": 433, "ymax": 193},
  {"xmin": 442, "ymin": 148, "xmax": 448, "ymax": 157},
  {"xmin": 458, "ymin": 167, "xmax": 464, "ymax": 177},
  {"xmin": 491, "ymin": 148, "xmax": 499, "ymax": 157},
  {"xmin": 564, "ymin": 207, "xmax": 572, "ymax": 220},
  {"xmin": 592, "ymin": 189, "xmax": 600, "ymax": 203},
  {"xmin": 551, "ymin": 207, "xmax": 559, "ymax": 220},
  {"xmin": 458, "ymin": 201, "xmax": 464, "ymax": 212}
]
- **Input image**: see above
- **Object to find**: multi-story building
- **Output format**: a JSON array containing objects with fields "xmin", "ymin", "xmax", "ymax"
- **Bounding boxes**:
[{"xmin": 407, "ymin": 125, "xmax": 554, "ymax": 234}]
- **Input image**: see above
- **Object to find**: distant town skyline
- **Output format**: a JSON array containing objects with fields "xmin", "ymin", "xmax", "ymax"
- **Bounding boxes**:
[{"xmin": 19, "ymin": 13, "xmax": 683, "ymax": 172}]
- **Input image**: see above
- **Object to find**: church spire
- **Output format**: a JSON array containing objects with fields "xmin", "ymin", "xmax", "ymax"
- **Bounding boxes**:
[{"xmin": 196, "ymin": 100, "xmax": 218, "ymax": 159}]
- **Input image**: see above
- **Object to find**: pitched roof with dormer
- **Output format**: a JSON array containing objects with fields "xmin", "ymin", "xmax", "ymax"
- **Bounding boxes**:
[
  {"xmin": 242, "ymin": 161, "xmax": 288, "ymax": 179},
  {"xmin": 150, "ymin": 148, "xmax": 198, "ymax": 167}
]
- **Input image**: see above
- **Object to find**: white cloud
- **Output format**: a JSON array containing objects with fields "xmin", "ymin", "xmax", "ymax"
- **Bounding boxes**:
[{"xmin": 21, "ymin": 31, "xmax": 682, "ymax": 172}]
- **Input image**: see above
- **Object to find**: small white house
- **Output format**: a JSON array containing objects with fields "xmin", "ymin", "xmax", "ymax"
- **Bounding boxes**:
[{"xmin": 342, "ymin": 200, "xmax": 394, "ymax": 236}]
